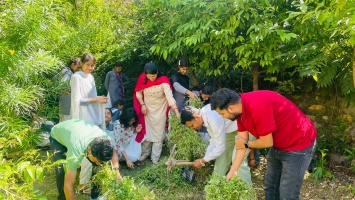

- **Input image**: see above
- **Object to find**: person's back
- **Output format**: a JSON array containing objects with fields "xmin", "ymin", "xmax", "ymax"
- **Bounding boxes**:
[
  {"xmin": 51, "ymin": 118, "xmax": 109, "ymax": 170},
  {"xmin": 239, "ymin": 90, "xmax": 317, "ymax": 151}
]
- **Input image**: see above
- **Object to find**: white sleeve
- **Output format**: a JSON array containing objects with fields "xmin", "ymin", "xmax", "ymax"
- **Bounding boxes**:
[
  {"xmin": 203, "ymin": 111, "xmax": 226, "ymax": 162},
  {"xmin": 70, "ymin": 74, "xmax": 81, "ymax": 119}
]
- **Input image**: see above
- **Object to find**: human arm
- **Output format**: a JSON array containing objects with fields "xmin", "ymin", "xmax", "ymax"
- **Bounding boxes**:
[
  {"xmin": 162, "ymin": 83, "xmax": 180, "ymax": 117},
  {"xmin": 64, "ymin": 168, "xmax": 77, "ymax": 200},
  {"xmin": 248, "ymin": 149, "xmax": 256, "ymax": 168},
  {"xmin": 201, "ymin": 111, "xmax": 226, "ymax": 163},
  {"xmin": 135, "ymin": 90, "xmax": 147, "ymax": 115},
  {"xmin": 172, "ymin": 82, "xmax": 198, "ymax": 99},
  {"xmin": 235, "ymin": 132, "xmax": 273, "ymax": 149},
  {"xmin": 104, "ymin": 72, "xmax": 110, "ymax": 91},
  {"xmin": 111, "ymin": 150, "xmax": 122, "ymax": 180},
  {"xmin": 121, "ymin": 150, "xmax": 134, "ymax": 169}
]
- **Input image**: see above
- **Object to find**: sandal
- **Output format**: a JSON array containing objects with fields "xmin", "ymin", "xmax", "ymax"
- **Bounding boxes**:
[{"xmin": 76, "ymin": 186, "xmax": 91, "ymax": 195}]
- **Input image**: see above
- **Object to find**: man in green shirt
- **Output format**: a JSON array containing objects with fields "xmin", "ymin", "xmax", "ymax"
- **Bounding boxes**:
[{"xmin": 50, "ymin": 118, "xmax": 121, "ymax": 200}]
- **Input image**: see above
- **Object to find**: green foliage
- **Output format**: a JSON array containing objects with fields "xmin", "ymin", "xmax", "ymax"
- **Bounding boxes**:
[
  {"xmin": 93, "ymin": 164, "xmax": 154, "ymax": 200},
  {"xmin": 205, "ymin": 174, "xmax": 256, "ymax": 200},
  {"xmin": 167, "ymin": 114, "xmax": 206, "ymax": 161},
  {"xmin": 313, "ymin": 149, "xmax": 333, "ymax": 183},
  {"xmin": 287, "ymin": 0, "xmax": 355, "ymax": 95},
  {"xmin": 345, "ymin": 147, "xmax": 355, "ymax": 171},
  {"xmin": 135, "ymin": 156, "xmax": 191, "ymax": 189},
  {"xmin": 0, "ymin": 150, "xmax": 51, "ymax": 200}
]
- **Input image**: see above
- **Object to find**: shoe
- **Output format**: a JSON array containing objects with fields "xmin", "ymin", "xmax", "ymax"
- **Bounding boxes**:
[
  {"xmin": 152, "ymin": 160, "xmax": 158, "ymax": 164},
  {"xmin": 76, "ymin": 186, "xmax": 91, "ymax": 195}
]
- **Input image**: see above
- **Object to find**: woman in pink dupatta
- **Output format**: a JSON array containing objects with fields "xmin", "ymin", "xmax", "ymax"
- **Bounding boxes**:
[{"xmin": 134, "ymin": 62, "xmax": 180, "ymax": 164}]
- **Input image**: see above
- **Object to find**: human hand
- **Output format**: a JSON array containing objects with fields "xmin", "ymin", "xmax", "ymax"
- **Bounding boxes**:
[
  {"xmin": 141, "ymin": 105, "xmax": 148, "ymax": 115},
  {"xmin": 126, "ymin": 160, "xmax": 135, "ymax": 169},
  {"xmin": 226, "ymin": 170, "xmax": 237, "ymax": 181},
  {"xmin": 248, "ymin": 159, "xmax": 256, "ymax": 168},
  {"xmin": 97, "ymin": 96, "xmax": 108, "ymax": 104},
  {"xmin": 192, "ymin": 159, "xmax": 203, "ymax": 169},
  {"xmin": 186, "ymin": 90, "xmax": 198, "ymax": 99},
  {"xmin": 116, "ymin": 171, "xmax": 122, "ymax": 180},
  {"xmin": 135, "ymin": 124, "xmax": 142, "ymax": 133}
]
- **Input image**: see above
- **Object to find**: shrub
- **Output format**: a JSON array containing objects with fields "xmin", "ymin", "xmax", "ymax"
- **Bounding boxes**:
[
  {"xmin": 205, "ymin": 174, "xmax": 256, "ymax": 200},
  {"xmin": 93, "ymin": 164, "xmax": 154, "ymax": 200}
]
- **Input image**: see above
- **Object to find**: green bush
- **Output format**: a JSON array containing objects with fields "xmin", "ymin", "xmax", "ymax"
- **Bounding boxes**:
[
  {"xmin": 205, "ymin": 174, "xmax": 256, "ymax": 200},
  {"xmin": 93, "ymin": 164, "xmax": 154, "ymax": 200}
]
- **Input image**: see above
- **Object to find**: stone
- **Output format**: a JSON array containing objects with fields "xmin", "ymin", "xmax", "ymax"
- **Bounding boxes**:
[
  {"xmin": 309, "ymin": 105, "xmax": 325, "ymax": 111},
  {"xmin": 322, "ymin": 116, "xmax": 329, "ymax": 121}
]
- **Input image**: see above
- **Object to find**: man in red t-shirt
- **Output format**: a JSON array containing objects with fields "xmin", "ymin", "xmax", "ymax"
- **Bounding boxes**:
[{"xmin": 210, "ymin": 88, "xmax": 317, "ymax": 200}]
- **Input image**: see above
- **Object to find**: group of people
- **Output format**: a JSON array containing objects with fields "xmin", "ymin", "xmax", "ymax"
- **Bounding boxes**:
[{"xmin": 51, "ymin": 53, "xmax": 317, "ymax": 200}]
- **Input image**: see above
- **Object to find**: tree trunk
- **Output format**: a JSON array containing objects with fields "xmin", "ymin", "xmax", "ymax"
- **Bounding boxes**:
[
  {"xmin": 190, "ymin": 71, "xmax": 199, "ymax": 87},
  {"xmin": 252, "ymin": 64, "xmax": 259, "ymax": 91}
]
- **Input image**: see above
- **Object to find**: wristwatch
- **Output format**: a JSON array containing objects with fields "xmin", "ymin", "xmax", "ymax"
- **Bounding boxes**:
[{"xmin": 244, "ymin": 141, "xmax": 249, "ymax": 149}]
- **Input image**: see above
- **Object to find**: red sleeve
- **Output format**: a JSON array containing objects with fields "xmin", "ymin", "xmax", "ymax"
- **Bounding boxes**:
[
  {"xmin": 251, "ymin": 104, "xmax": 277, "ymax": 136},
  {"xmin": 237, "ymin": 118, "xmax": 246, "ymax": 132}
]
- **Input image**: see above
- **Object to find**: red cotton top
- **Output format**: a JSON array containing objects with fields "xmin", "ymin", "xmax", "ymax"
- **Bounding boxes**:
[{"xmin": 236, "ymin": 90, "xmax": 317, "ymax": 151}]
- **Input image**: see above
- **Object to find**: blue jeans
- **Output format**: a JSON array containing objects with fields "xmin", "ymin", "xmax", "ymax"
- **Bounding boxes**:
[{"xmin": 265, "ymin": 140, "xmax": 316, "ymax": 200}]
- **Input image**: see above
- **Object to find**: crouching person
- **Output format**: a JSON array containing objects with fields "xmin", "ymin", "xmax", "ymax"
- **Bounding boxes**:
[
  {"xmin": 180, "ymin": 105, "xmax": 252, "ymax": 184},
  {"xmin": 50, "ymin": 118, "xmax": 121, "ymax": 200}
]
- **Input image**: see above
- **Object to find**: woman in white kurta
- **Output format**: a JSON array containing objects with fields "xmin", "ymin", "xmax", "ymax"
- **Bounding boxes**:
[
  {"xmin": 70, "ymin": 53, "xmax": 108, "ymax": 192},
  {"xmin": 134, "ymin": 62, "xmax": 180, "ymax": 164},
  {"xmin": 70, "ymin": 53, "xmax": 108, "ymax": 130}
]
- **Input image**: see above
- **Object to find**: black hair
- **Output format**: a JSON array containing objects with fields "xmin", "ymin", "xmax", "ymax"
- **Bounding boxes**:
[
  {"xmin": 201, "ymin": 85, "xmax": 213, "ymax": 95},
  {"xmin": 180, "ymin": 107, "xmax": 195, "ymax": 125},
  {"xmin": 81, "ymin": 53, "xmax": 96, "ymax": 64},
  {"xmin": 119, "ymin": 108, "xmax": 138, "ymax": 128},
  {"xmin": 143, "ymin": 62, "xmax": 162, "ymax": 84},
  {"xmin": 210, "ymin": 88, "xmax": 241, "ymax": 110},
  {"xmin": 105, "ymin": 108, "xmax": 112, "ymax": 116},
  {"xmin": 89, "ymin": 137, "xmax": 114, "ymax": 162},
  {"xmin": 113, "ymin": 99, "xmax": 126, "ymax": 108},
  {"xmin": 68, "ymin": 58, "xmax": 80, "ymax": 66},
  {"xmin": 115, "ymin": 61, "xmax": 123, "ymax": 67},
  {"xmin": 177, "ymin": 58, "xmax": 189, "ymax": 68}
]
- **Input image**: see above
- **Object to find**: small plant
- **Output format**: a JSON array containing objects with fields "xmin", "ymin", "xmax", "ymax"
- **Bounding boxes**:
[
  {"xmin": 313, "ymin": 149, "xmax": 333, "ymax": 183},
  {"xmin": 205, "ymin": 174, "xmax": 256, "ymax": 200},
  {"xmin": 345, "ymin": 147, "xmax": 355, "ymax": 171},
  {"xmin": 93, "ymin": 164, "xmax": 154, "ymax": 200}
]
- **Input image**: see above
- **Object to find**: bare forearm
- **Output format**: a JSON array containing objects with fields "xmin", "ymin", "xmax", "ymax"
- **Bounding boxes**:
[
  {"xmin": 248, "ymin": 138, "xmax": 273, "ymax": 149},
  {"xmin": 64, "ymin": 185, "xmax": 75, "ymax": 200},
  {"xmin": 121, "ymin": 150, "xmax": 131, "ymax": 162},
  {"xmin": 229, "ymin": 148, "xmax": 247, "ymax": 174}
]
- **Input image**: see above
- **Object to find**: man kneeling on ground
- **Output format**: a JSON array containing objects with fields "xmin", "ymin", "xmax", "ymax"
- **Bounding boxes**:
[{"xmin": 50, "ymin": 118, "xmax": 121, "ymax": 200}]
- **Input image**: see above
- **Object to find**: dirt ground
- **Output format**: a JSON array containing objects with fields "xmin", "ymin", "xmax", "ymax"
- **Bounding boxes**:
[{"xmin": 251, "ymin": 157, "xmax": 355, "ymax": 200}]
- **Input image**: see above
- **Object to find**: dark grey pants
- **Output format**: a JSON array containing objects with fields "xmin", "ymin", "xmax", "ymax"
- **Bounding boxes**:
[{"xmin": 265, "ymin": 140, "xmax": 316, "ymax": 200}]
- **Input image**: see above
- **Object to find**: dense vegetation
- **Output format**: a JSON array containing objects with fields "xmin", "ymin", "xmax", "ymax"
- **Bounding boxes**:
[{"xmin": 0, "ymin": 0, "xmax": 354, "ymax": 199}]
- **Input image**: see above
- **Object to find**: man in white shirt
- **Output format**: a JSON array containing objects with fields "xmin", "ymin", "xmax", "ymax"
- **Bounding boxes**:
[{"xmin": 181, "ymin": 104, "xmax": 252, "ymax": 184}]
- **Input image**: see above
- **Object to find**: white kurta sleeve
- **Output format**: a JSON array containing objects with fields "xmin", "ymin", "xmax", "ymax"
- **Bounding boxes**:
[
  {"xmin": 162, "ymin": 83, "xmax": 176, "ymax": 106},
  {"xmin": 70, "ymin": 74, "xmax": 81, "ymax": 119},
  {"xmin": 135, "ymin": 90, "xmax": 143, "ymax": 99},
  {"xmin": 203, "ymin": 111, "xmax": 226, "ymax": 162}
]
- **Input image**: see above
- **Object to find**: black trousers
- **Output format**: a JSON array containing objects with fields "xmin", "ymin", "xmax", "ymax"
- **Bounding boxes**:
[{"xmin": 50, "ymin": 137, "xmax": 100, "ymax": 200}]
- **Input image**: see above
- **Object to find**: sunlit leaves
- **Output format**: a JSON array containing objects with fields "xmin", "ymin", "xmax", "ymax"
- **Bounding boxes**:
[{"xmin": 205, "ymin": 174, "xmax": 256, "ymax": 200}]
